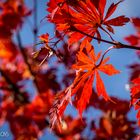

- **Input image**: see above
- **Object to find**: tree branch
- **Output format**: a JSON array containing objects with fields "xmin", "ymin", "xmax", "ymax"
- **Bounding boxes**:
[
  {"xmin": 0, "ymin": 68, "xmax": 30, "ymax": 104},
  {"xmin": 33, "ymin": 0, "xmax": 38, "ymax": 45},
  {"xmin": 0, "ymin": 68, "xmax": 20, "ymax": 94},
  {"xmin": 0, "ymin": 86, "xmax": 12, "ymax": 91},
  {"xmin": 73, "ymin": 27, "xmax": 140, "ymax": 50},
  {"xmin": 17, "ymin": 32, "xmax": 40, "ymax": 93}
]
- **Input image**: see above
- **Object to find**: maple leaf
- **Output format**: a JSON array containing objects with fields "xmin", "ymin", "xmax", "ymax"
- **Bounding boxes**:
[
  {"xmin": 130, "ymin": 77, "xmax": 140, "ymax": 126},
  {"xmin": 0, "ymin": 38, "xmax": 18, "ymax": 60},
  {"xmin": 39, "ymin": 33, "xmax": 49, "ymax": 43},
  {"xmin": 125, "ymin": 18, "xmax": 140, "ymax": 47},
  {"xmin": 49, "ymin": 40, "xmax": 119, "ymax": 128},
  {"xmin": 33, "ymin": 34, "xmax": 54, "ymax": 65},
  {"xmin": 71, "ymin": 40, "xmax": 120, "ymax": 116},
  {"xmin": 92, "ymin": 109, "xmax": 136, "ymax": 139},
  {"xmin": 131, "ymin": 18, "xmax": 140, "ymax": 30},
  {"xmin": 125, "ymin": 18, "xmax": 140, "ymax": 56},
  {"xmin": 47, "ymin": 0, "xmax": 129, "ymax": 45},
  {"xmin": 49, "ymin": 85, "xmax": 72, "ymax": 130},
  {"xmin": 54, "ymin": 115, "xmax": 86, "ymax": 140},
  {"xmin": 125, "ymin": 35, "xmax": 140, "ymax": 46},
  {"xmin": 0, "ymin": 0, "xmax": 31, "ymax": 32}
]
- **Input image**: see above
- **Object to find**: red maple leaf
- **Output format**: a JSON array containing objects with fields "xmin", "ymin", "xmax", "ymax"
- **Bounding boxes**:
[
  {"xmin": 54, "ymin": 115, "xmax": 86, "ymax": 140},
  {"xmin": 33, "ymin": 34, "xmax": 54, "ymax": 65},
  {"xmin": 130, "ymin": 77, "xmax": 140, "ymax": 126},
  {"xmin": 47, "ymin": 0, "xmax": 129, "ymax": 45},
  {"xmin": 49, "ymin": 40, "xmax": 119, "ymax": 129},
  {"xmin": 125, "ymin": 18, "xmax": 140, "ymax": 46},
  {"xmin": 125, "ymin": 18, "xmax": 140, "ymax": 57},
  {"xmin": 0, "ymin": 39, "xmax": 18, "ymax": 60},
  {"xmin": 39, "ymin": 33, "xmax": 49, "ymax": 43},
  {"xmin": 0, "ymin": 0, "xmax": 31, "ymax": 30},
  {"xmin": 72, "ymin": 40, "xmax": 120, "ymax": 115}
]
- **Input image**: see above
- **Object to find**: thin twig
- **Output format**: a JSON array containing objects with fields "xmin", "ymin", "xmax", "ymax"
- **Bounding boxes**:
[
  {"xmin": 17, "ymin": 32, "xmax": 40, "ymax": 93},
  {"xmin": 73, "ymin": 27, "xmax": 140, "ymax": 50},
  {"xmin": 33, "ymin": 0, "xmax": 38, "ymax": 45}
]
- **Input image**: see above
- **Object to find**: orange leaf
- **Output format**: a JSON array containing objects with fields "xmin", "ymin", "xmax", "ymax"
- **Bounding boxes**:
[
  {"xmin": 102, "ymin": 118, "xmax": 112, "ymax": 135},
  {"xmin": 76, "ymin": 73, "xmax": 94, "ymax": 116},
  {"xmin": 105, "ymin": 0, "xmax": 123, "ymax": 20},
  {"xmin": 104, "ymin": 16, "xmax": 130, "ymax": 26},
  {"xmin": 96, "ymin": 71, "xmax": 110, "ymax": 101},
  {"xmin": 72, "ymin": 41, "xmax": 119, "ymax": 114},
  {"xmin": 99, "ymin": 64, "xmax": 120, "ymax": 76},
  {"xmin": 130, "ymin": 77, "xmax": 140, "ymax": 126},
  {"xmin": 39, "ymin": 33, "xmax": 49, "ymax": 43}
]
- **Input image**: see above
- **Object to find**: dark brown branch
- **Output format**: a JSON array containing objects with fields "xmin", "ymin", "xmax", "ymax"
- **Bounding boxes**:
[
  {"xmin": 0, "ymin": 86, "xmax": 12, "ymax": 91},
  {"xmin": 17, "ymin": 32, "xmax": 40, "ymax": 93},
  {"xmin": 33, "ymin": 0, "xmax": 38, "ymax": 45},
  {"xmin": 73, "ymin": 27, "xmax": 140, "ymax": 50},
  {"xmin": 0, "ymin": 68, "xmax": 30, "ymax": 104},
  {"xmin": 0, "ymin": 68, "xmax": 20, "ymax": 94}
]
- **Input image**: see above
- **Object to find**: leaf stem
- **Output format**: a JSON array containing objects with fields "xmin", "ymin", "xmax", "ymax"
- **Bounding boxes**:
[{"xmin": 96, "ymin": 46, "xmax": 115, "ymax": 67}]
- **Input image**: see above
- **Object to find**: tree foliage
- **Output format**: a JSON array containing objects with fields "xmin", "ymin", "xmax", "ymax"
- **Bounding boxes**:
[{"xmin": 0, "ymin": 0, "xmax": 140, "ymax": 139}]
